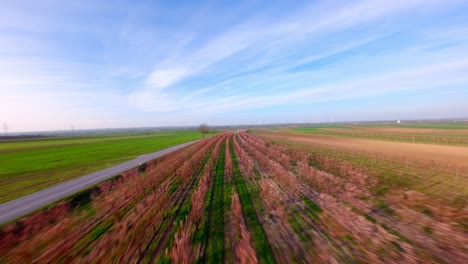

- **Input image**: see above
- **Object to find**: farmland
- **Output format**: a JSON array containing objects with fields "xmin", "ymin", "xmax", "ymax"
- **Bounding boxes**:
[
  {"xmin": 291, "ymin": 122, "xmax": 468, "ymax": 146},
  {"xmin": 259, "ymin": 124, "xmax": 468, "ymax": 203},
  {"xmin": 1, "ymin": 131, "xmax": 466, "ymax": 263},
  {"xmin": 0, "ymin": 130, "xmax": 207, "ymax": 203}
]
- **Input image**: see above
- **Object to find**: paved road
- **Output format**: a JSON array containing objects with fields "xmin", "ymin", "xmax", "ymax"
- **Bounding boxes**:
[{"xmin": 0, "ymin": 140, "xmax": 198, "ymax": 225}]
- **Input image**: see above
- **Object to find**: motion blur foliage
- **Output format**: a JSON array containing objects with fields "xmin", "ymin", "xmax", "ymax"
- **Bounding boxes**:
[{"xmin": 1, "ymin": 132, "xmax": 466, "ymax": 263}]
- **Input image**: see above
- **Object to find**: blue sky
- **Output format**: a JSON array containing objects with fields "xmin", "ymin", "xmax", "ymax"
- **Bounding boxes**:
[{"xmin": 1, "ymin": 0, "xmax": 468, "ymax": 132}]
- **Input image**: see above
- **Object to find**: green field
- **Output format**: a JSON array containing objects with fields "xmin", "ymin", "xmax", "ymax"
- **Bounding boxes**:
[
  {"xmin": 290, "ymin": 122, "xmax": 468, "ymax": 146},
  {"xmin": 293, "ymin": 124, "xmax": 349, "ymax": 132},
  {"xmin": 293, "ymin": 122, "xmax": 468, "ymax": 131},
  {"xmin": 358, "ymin": 122, "xmax": 468, "ymax": 129},
  {"xmin": 0, "ymin": 130, "xmax": 209, "ymax": 203}
]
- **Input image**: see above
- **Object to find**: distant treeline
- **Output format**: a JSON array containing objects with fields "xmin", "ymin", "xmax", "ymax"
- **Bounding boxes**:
[{"xmin": 0, "ymin": 135, "xmax": 48, "ymax": 142}]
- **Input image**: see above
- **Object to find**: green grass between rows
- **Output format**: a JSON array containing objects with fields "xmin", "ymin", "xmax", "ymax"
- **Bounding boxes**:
[
  {"xmin": 197, "ymin": 142, "xmax": 226, "ymax": 263},
  {"xmin": 229, "ymin": 138, "xmax": 276, "ymax": 263}
]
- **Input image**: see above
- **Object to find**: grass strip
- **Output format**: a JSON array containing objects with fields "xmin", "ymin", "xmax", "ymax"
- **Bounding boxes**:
[
  {"xmin": 229, "ymin": 139, "xmax": 276, "ymax": 264},
  {"xmin": 197, "ymin": 142, "xmax": 226, "ymax": 263}
]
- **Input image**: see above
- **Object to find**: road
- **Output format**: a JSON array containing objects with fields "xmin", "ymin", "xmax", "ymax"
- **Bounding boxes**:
[{"xmin": 0, "ymin": 140, "xmax": 198, "ymax": 225}]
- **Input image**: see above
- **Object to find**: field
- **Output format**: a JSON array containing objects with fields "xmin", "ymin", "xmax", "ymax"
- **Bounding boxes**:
[
  {"xmin": 0, "ymin": 130, "xmax": 207, "ymax": 203},
  {"xmin": 1, "ymin": 131, "xmax": 466, "ymax": 263},
  {"xmin": 261, "ymin": 132, "xmax": 468, "ymax": 166},
  {"xmin": 291, "ymin": 122, "xmax": 468, "ymax": 146},
  {"xmin": 259, "ymin": 124, "xmax": 468, "ymax": 205}
]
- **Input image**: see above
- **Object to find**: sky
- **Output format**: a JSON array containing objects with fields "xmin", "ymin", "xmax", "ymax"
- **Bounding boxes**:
[{"xmin": 1, "ymin": 0, "xmax": 468, "ymax": 132}]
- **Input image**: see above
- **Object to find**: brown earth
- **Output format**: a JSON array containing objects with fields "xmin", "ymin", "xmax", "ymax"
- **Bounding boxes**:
[
  {"xmin": 358, "ymin": 127, "xmax": 468, "ymax": 134},
  {"xmin": 261, "ymin": 132, "xmax": 468, "ymax": 168}
]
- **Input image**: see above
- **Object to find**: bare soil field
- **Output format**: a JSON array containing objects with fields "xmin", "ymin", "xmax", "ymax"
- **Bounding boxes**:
[
  {"xmin": 262, "ymin": 132, "xmax": 468, "ymax": 168},
  {"xmin": 359, "ymin": 127, "xmax": 468, "ymax": 134}
]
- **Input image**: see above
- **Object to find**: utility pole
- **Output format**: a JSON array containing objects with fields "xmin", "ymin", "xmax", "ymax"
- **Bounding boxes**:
[
  {"xmin": 71, "ymin": 125, "xmax": 74, "ymax": 136},
  {"xmin": 3, "ymin": 123, "xmax": 7, "ymax": 136}
]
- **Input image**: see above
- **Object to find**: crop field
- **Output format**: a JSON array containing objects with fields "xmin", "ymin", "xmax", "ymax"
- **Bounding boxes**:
[
  {"xmin": 259, "ymin": 127, "xmax": 468, "ymax": 207},
  {"xmin": 0, "ymin": 130, "xmax": 207, "ymax": 203},
  {"xmin": 1, "ymin": 131, "xmax": 466, "ymax": 263},
  {"xmin": 291, "ymin": 122, "xmax": 468, "ymax": 146},
  {"xmin": 261, "ymin": 131, "xmax": 468, "ymax": 167}
]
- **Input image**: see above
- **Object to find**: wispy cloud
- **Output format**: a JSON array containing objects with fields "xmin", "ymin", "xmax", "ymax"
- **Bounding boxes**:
[
  {"xmin": 126, "ymin": 0, "xmax": 468, "ymax": 112},
  {"xmin": 163, "ymin": 59, "xmax": 468, "ymax": 114},
  {"xmin": 1, "ymin": 0, "xmax": 468, "ymax": 131}
]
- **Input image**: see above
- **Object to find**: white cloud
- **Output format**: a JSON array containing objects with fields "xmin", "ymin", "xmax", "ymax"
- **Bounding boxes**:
[
  {"xmin": 145, "ymin": 68, "xmax": 189, "ymax": 90},
  {"xmin": 128, "ymin": 0, "xmax": 462, "ymax": 112}
]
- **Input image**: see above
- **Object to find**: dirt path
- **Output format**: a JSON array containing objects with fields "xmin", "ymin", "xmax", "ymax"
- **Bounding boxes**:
[{"xmin": 261, "ymin": 132, "xmax": 468, "ymax": 167}]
